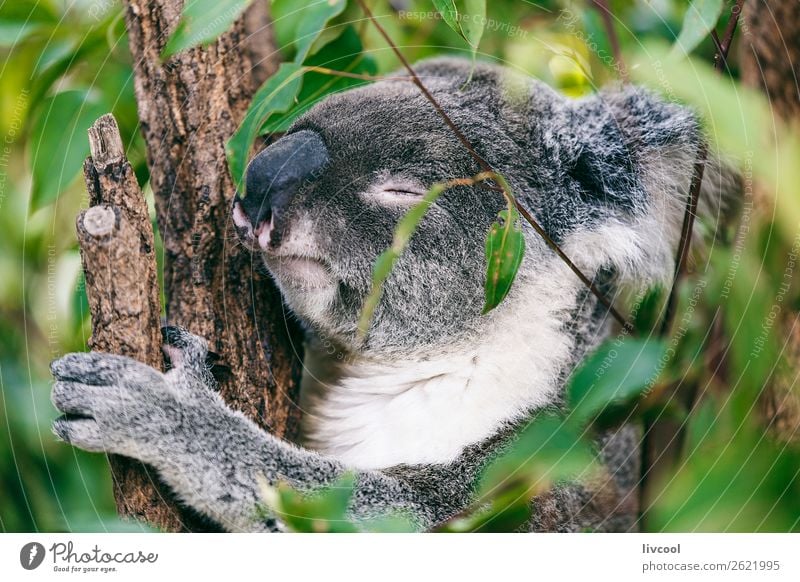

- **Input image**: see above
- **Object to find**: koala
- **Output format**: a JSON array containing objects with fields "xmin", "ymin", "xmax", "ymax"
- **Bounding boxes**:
[{"xmin": 51, "ymin": 58, "xmax": 739, "ymax": 532}]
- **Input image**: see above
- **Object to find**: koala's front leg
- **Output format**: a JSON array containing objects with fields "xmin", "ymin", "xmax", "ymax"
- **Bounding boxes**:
[{"xmin": 50, "ymin": 330, "xmax": 426, "ymax": 532}]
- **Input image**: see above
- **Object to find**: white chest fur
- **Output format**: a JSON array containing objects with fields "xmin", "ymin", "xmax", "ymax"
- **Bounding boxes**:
[{"xmin": 298, "ymin": 266, "xmax": 584, "ymax": 470}]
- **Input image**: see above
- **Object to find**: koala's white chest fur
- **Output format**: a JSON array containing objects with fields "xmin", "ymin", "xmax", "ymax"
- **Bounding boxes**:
[{"xmin": 298, "ymin": 266, "xmax": 585, "ymax": 470}]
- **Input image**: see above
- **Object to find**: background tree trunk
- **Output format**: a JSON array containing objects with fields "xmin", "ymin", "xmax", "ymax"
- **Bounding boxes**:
[
  {"xmin": 739, "ymin": 0, "xmax": 800, "ymax": 443},
  {"xmin": 81, "ymin": 0, "xmax": 303, "ymax": 531},
  {"xmin": 740, "ymin": 0, "xmax": 800, "ymax": 121}
]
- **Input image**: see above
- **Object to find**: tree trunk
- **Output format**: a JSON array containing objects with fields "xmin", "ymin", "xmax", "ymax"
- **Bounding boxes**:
[
  {"xmin": 79, "ymin": 114, "xmax": 186, "ymax": 529},
  {"xmin": 740, "ymin": 0, "xmax": 800, "ymax": 121},
  {"xmin": 78, "ymin": 1, "xmax": 304, "ymax": 531},
  {"xmin": 739, "ymin": 0, "xmax": 800, "ymax": 442}
]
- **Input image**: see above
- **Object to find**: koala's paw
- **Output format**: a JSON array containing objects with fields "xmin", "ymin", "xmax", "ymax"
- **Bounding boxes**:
[
  {"xmin": 50, "ymin": 352, "xmax": 167, "ymax": 456},
  {"xmin": 50, "ymin": 346, "xmax": 224, "ymax": 462}
]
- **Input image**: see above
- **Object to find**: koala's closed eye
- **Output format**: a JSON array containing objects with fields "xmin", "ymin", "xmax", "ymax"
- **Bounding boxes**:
[{"xmin": 362, "ymin": 178, "xmax": 428, "ymax": 205}]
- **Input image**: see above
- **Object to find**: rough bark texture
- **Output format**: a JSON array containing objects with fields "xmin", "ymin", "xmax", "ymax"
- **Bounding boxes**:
[
  {"xmin": 740, "ymin": 0, "xmax": 800, "ymax": 121},
  {"xmin": 76, "ymin": 2, "xmax": 303, "ymax": 531},
  {"xmin": 739, "ymin": 0, "xmax": 800, "ymax": 442},
  {"xmin": 79, "ymin": 114, "xmax": 185, "ymax": 530},
  {"xmin": 119, "ymin": 3, "xmax": 303, "ymax": 456}
]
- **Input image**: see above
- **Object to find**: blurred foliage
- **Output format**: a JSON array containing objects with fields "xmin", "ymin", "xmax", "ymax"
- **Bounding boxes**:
[{"xmin": 2, "ymin": 0, "xmax": 799, "ymax": 533}]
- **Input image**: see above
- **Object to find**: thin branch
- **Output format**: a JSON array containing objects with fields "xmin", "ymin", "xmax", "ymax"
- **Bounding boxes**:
[
  {"xmin": 356, "ymin": 0, "xmax": 634, "ymax": 333},
  {"xmin": 659, "ymin": 1, "xmax": 743, "ymax": 336},
  {"xmin": 710, "ymin": 29, "xmax": 724, "ymax": 58},
  {"xmin": 714, "ymin": 0, "xmax": 745, "ymax": 72},
  {"xmin": 659, "ymin": 141, "xmax": 707, "ymax": 336},
  {"xmin": 303, "ymin": 66, "xmax": 409, "ymax": 82},
  {"xmin": 588, "ymin": 0, "xmax": 629, "ymax": 82}
]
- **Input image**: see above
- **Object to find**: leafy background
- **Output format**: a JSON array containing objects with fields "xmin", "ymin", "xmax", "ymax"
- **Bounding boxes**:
[{"xmin": 1, "ymin": 0, "xmax": 799, "ymax": 532}]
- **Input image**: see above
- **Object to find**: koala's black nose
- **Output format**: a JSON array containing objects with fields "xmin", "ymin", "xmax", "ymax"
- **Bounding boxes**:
[{"xmin": 233, "ymin": 129, "xmax": 328, "ymax": 248}]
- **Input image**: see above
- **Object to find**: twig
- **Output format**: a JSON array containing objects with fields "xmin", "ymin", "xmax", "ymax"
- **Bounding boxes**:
[
  {"xmin": 356, "ymin": 0, "xmax": 634, "ymax": 333},
  {"xmin": 659, "ymin": 1, "xmax": 743, "ymax": 336},
  {"xmin": 714, "ymin": 0, "xmax": 745, "ymax": 72},
  {"xmin": 588, "ymin": 0, "xmax": 629, "ymax": 82},
  {"xmin": 659, "ymin": 141, "xmax": 707, "ymax": 336},
  {"xmin": 710, "ymin": 29, "xmax": 724, "ymax": 57},
  {"xmin": 303, "ymin": 66, "xmax": 408, "ymax": 82}
]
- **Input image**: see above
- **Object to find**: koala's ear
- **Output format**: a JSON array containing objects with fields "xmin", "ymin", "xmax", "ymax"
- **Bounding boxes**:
[
  {"xmin": 413, "ymin": 57, "xmax": 475, "ymax": 80},
  {"xmin": 560, "ymin": 86, "xmax": 742, "ymax": 287},
  {"xmin": 411, "ymin": 57, "xmax": 502, "ymax": 86}
]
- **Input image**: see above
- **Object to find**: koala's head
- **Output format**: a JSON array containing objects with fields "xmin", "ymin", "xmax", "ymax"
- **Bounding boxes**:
[{"xmin": 232, "ymin": 58, "xmax": 739, "ymax": 358}]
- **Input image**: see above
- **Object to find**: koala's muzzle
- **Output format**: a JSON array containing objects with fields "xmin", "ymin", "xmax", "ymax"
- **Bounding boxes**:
[{"xmin": 233, "ymin": 129, "xmax": 328, "ymax": 249}]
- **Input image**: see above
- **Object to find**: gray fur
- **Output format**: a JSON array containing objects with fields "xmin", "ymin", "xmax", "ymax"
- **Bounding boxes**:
[{"xmin": 51, "ymin": 58, "xmax": 740, "ymax": 532}]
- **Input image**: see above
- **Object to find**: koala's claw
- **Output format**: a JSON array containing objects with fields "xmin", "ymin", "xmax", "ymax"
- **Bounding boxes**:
[
  {"xmin": 52, "ymin": 415, "xmax": 104, "ymax": 452},
  {"xmin": 51, "ymin": 381, "xmax": 103, "ymax": 417},
  {"xmin": 51, "ymin": 352, "xmax": 162, "ymax": 387}
]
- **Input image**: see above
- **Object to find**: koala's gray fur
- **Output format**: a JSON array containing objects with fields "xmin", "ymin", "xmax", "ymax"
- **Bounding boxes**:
[{"xmin": 51, "ymin": 58, "xmax": 740, "ymax": 532}]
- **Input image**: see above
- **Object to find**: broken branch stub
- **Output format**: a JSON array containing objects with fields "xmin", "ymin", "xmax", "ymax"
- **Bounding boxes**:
[{"xmin": 77, "ymin": 113, "xmax": 185, "ymax": 531}]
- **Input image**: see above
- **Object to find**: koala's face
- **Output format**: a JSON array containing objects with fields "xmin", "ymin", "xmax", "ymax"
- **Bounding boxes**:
[
  {"xmin": 232, "ymin": 58, "xmax": 727, "ymax": 356},
  {"xmin": 233, "ymin": 60, "xmax": 524, "ymax": 355}
]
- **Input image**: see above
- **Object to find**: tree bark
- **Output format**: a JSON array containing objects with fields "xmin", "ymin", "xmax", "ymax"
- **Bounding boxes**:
[
  {"xmin": 79, "ymin": 114, "xmax": 186, "ymax": 530},
  {"xmin": 120, "ymin": 0, "xmax": 303, "ymax": 443},
  {"xmin": 740, "ymin": 0, "xmax": 800, "ymax": 121},
  {"xmin": 739, "ymin": 0, "xmax": 800, "ymax": 442},
  {"xmin": 76, "ymin": 2, "xmax": 304, "ymax": 531}
]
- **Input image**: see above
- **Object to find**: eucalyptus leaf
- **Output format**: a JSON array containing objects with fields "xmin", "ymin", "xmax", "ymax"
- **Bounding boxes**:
[
  {"xmin": 566, "ymin": 337, "xmax": 666, "ymax": 427},
  {"xmin": 293, "ymin": 0, "xmax": 346, "ymax": 63},
  {"xmin": 482, "ymin": 207, "xmax": 524, "ymax": 314},
  {"xmin": 225, "ymin": 62, "xmax": 305, "ymax": 191},
  {"xmin": 460, "ymin": 0, "xmax": 486, "ymax": 53},
  {"xmin": 162, "ymin": 0, "xmax": 253, "ymax": 58},
  {"xmin": 478, "ymin": 416, "xmax": 597, "ymax": 500},
  {"xmin": 29, "ymin": 90, "xmax": 107, "ymax": 210},
  {"xmin": 269, "ymin": 473, "xmax": 359, "ymax": 533},
  {"xmin": 261, "ymin": 26, "xmax": 377, "ymax": 134},
  {"xmin": 432, "ymin": 0, "xmax": 460, "ymax": 34},
  {"xmin": 431, "ymin": 0, "xmax": 486, "ymax": 59},
  {"xmin": 0, "ymin": 1, "xmax": 56, "ymax": 46},
  {"xmin": 669, "ymin": 0, "xmax": 724, "ymax": 60}
]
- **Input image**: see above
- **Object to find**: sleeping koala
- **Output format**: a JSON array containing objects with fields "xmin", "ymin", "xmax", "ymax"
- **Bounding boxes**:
[{"xmin": 50, "ymin": 58, "xmax": 739, "ymax": 532}]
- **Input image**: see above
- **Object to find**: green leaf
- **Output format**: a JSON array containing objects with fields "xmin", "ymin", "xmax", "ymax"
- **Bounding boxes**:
[
  {"xmin": 293, "ymin": 0, "xmax": 346, "ymax": 63},
  {"xmin": 357, "ymin": 181, "xmax": 451, "ymax": 337},
  {"xmin": 162, "ymin": 0, "xmax": 253, "ymax": 58},
  {"xmin": 649, "ymin": 422, "xmax": 800, "ymax": 532},
  {"xmin": 567, "ymin": 337, "xmax": 666, "ymax": 426},
  {"xmin": 261, "ymin": 26, "xmax": 377, "ymax": 134},
  {"xmin": 29, "ymin": 90, "xmax": 107, "ymax": 210},
  {"xmin": 431, "ymin": 0, "xmax": 486, "ymax": 58},
  {"xmin": 459, "ymin": 0, "xmax": 486, "ymax": 54},
  {"xmin": 719, "ymin": 247, "xmax": 779, "ymax": 423},
  {"xmin": 436, "ymin": 498, "xmax": 532, "ymax": 533},
  {"xmin": 359, "ymin": 513, "xmax": 419, "ymax": 533},
  {"xmin": 432, "ymin": 0, "xmax": 460, "ymax": 33},
  {"xmin": 264, "ymin": 473, "xmax": 360, "ymax": 533},
  {"xmin": 482, "ymin": 207, "xmax": 524, "ymax": 314},
  {"xmin": 478, "ymin": 416, "xmax": 597, "ymax": 501},
  {"xmin": 225, "ymin": 62, "xmax": 305, "ymax": 191},
  {"xmin": 669, "ymin": 0, "xmax": 724, "ymax": 60},
  {"xmin": 272, "ymin": 0, "xmax": 346, "ymax": 64},
  {"xmin": 0, "ymin": 1, "xmax": 56, "ymax": 46}
]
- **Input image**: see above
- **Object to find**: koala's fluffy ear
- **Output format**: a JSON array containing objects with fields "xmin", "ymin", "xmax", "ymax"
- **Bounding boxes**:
[
  {"xmin": 413, "ymin": 57, "xmax": 476, "ymax": 81},
  {"xmin": 410, "ymin": 57, "xmax": 512, "ymax": 89},
  {"xmin": 560, "ymin": 86, "xmax": 742, "ymax": 287}
]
